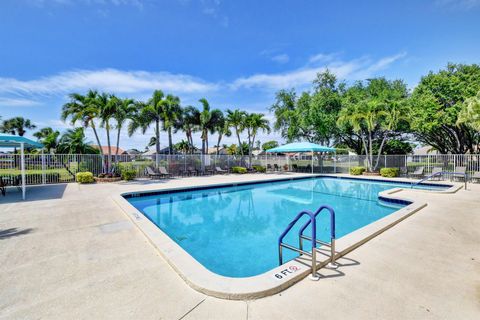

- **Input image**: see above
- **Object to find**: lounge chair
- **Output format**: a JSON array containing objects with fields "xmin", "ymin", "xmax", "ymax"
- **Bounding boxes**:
[
  {"xmin": 215, "ymin": 166, "xmax": 228, "ymax": 174},
  {"xmin": 0, "ymin": 177, "xmax": 5, "ymax": 196},
  {"xmin": 158, "ymin": 166, "xmax": 172, "ymax": 178},
  {"xmin": 187, "ymin": 166, "xmax": 198, "ymax": 176},
  {"xmin": 409, "ymin": 166, "xmax": 424, "ymax": 179},
  {"xmin": 452, "ymin": 166, "xmax": 466, "ymax": 181},
  {"xmin": 145, "ymin": 166, "xmax": 163, "ymax": 179},
  {"xmin": 471, "ymin": 171, "xmax": 480, "ymax": 183}
]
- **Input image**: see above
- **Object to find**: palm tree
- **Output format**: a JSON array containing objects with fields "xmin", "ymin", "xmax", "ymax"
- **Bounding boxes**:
[
  {"xmin": 57, "ymin": 128, "xmax": 99, "ymax": 154},
  {"xmin": 128, "ymin": 90, "xmax": 165, "ymax": 167},
  {"xmin": 214, "ymin": 112, "xmax": 231, "ymax": 155},
  {"xmin": 0, "ymin": 117, "xmax": 36, "ymax": 136},
  {"xmin": 98, "ymin": 93, "xmax": 115, "ymax": 169},
  {"xmin": 198, "ymin": 98, "xmax": 223, "ymax": 154},
  {"xmin": 61, "ymin": 90, "xmax": 104, "ymax": 156},
  {"xmin": 34, "ymin": 127, "xmax": 60, "ymax": 153},
  {"xmin": 1, "ymin": 117, "xmax": 36, "ymax": 154},
  {"xmin": 244, "ymin": 113, "xmax": 270, "ymax": 167},
  {"xmin": 162, "ymin": 94, "xmax": 182, "ymax": 154},
  {"xmin": 226, "ymin": 109, "xmax": 247, "ymax": 156},
  {"xmin": 113, "ymin": 97, "xmax": 137, "ymax": 158},
  {"xmin": 174, "ymin": 139, "xmax": 191, "ymax": 154},
  {"xmin": 176, "ymin": 106, "xmax": 200, "ymax": 154}
]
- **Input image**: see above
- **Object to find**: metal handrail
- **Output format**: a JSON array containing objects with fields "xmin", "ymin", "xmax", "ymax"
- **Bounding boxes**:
[
  {"xmin": 411, "ymin": 171, "xmax": 467, "ymax": 190},
  {"xmin": 278, "ymin": 210, "xmax": 318, "ymax": 279},
  {"xmin": 298, "ymin": 205, "xmax": 337, "ymax": 268}
]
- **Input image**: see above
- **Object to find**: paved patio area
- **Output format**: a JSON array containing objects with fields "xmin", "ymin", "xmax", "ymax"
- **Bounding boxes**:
[{"xmin": 1, "ymin": 173, "xmax": 479, "ymax": 319}]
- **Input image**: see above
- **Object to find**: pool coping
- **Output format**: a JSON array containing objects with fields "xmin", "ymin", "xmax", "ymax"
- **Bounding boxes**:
[{"xmin": 111, "ymin": 175, "xmax": 462, "ymax": 300}]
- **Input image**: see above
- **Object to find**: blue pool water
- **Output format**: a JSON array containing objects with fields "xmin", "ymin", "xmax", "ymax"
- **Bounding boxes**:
[{"xmin": 126, "ymin": 177, "xmax": 447, "ymax": 277}]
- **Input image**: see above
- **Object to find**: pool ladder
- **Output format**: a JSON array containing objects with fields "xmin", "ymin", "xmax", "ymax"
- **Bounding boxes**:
[{"xmin": 278, "ymin": 205, "xmax": 337, "ymax": 280}]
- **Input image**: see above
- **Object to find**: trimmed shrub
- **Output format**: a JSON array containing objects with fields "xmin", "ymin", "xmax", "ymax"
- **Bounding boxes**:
[
  {"xmin": 380, "ymin": 167, "xmax": 399, "ymax": 178},
  {"xmin": 350, "ymin": 166, "xmax": 366, "ymax": 175},
  {"xmin": 252, "ymin": 165, "xmax": 266, "ymax": 173},
  {"xmin": 232, "ymin": 166, "xmax": 247, "ymax": 174},
  {"xmin": 121, "ymin": 168, "xmax": 137, "ymax": 181},
  {"xmin": 76, "ymin": 172, "xmax": 94, "ymax": 183}
]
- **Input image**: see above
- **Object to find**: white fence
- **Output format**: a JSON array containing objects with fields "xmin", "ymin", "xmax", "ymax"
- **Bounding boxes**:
[{"xmin": 1, "ymin": 153, "xmax": 479, "ymax": 185}]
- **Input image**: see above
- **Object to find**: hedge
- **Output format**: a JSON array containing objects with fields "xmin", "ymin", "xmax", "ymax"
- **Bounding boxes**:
[
  {"xmin": 252, "ymin": 165, "xmax": 266, "ymax": 173},
  {"xmin": 350, "ymin": 167, "xmax": 366, "ymax": 175},
  {"xmin": 380, "ymin": 167, "xmax": 399, "ymax": 178},
  {"xmin": 232, "ymin": 166, "xmax": 247, "ymax": 174},
  {"xmin": 76, "ymin": 172, "xmax": 94, "ymax": 183},
  {"xmin": 121, "ymin": 168, "xmax": 137, "ymax": 181}
]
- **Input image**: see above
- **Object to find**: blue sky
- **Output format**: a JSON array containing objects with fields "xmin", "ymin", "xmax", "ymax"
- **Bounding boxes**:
[{"xmin": 1, "ymin": 0, "xmax": 479, "ymax": 150}]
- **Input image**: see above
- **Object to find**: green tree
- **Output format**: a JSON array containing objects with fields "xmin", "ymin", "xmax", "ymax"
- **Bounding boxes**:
[
  {"xmin": 174, "ymin": 139, "xmax": 191, "ymax": 154},
  {"xmin": 226, "ymin": 109, "xmax": 247, "ymax": 156},
  {"xmin": 244, "ymin": 113, "xmax": 270, "ymax": 167},
  {"xmin": 61, "ymin": 90, "xmax": 104, "ymax": 156},
  {"xmin": 0, "ymin": 117, "xmax": 36, "ymax": 136},
  {"xmin": 214, "ymin": 112, "xmax": 231, "ymax": 155},
  {"xmin": 457, "ymin": 91, "xmax": 480, "ymax": 132},
  {"xmin": 57, "ymin": 128, "xmax": 99, "ymax": 154},
  {"xmin": 176, "ymin": 106, "xmax": 200, "ymax": 154},
  {"xmin": 410, "ymin": 63, "xmax": 480, "ymax": 154},
  {"xmin": 128, "ymin": 90, "xmax": 165, "ymax": 166},
  {"xmin": 34, "ymin": 127, "xmax": 60, "ymax": 153},
  {"xmin": 112, "ymin": 97, "xmax": 137, "ymax": 157},
  {"xmin": 198, "ymin": 98, "xmax": 223, "ymax": 154},
  {"xmin": 162, "ymin": 94, "xmax": 182, "ymax": 154},
  {"xmin": 262, "ymin": 140, "xmax": 279, "ymax": 151},
  {"xmin": 338, "ymin": 78, "xmax": 409, "ymax": 171}
]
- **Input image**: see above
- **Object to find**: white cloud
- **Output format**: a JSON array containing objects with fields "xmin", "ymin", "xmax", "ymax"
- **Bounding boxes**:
[
  {"xmin": 231, "ymin": 52, "xmax": 407, "ymax": 90},
  {"xmin": 0, "ymin": 69, "xmax": 219, "ymax": 97},
  {"xmin": 200, "ymin": 0, "xmax": 229, "ymax": 27},
  {"xmin": 271, "ymin": 54, "xmax": 290, "ymax": 64},
  {"xmin": 0, "ymin": 97, "xmax": 42, "ymax": 107},
  {"xmin": 308, "ymin": 53, "xmax": 338, "ymax": 64}
]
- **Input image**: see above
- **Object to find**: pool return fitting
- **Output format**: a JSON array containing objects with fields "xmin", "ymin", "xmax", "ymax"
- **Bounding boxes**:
[{"xmin": 278, "ymin": 205, "xmax": 336, "ymax": 280}]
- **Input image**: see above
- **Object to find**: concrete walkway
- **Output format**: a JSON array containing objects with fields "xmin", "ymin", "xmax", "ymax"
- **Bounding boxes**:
[{"xmin": 0, "ymin": 174, "xmax": 479, "ymax": 319}]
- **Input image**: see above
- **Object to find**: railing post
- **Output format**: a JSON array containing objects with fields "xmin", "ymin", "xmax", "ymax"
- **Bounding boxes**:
[{"xmin": 41, "ymin": 151, "xmax": 46, "ymax": 185}]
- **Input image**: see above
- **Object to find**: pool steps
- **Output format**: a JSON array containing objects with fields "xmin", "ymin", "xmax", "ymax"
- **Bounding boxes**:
[{"xmin": 278, "ymin": 205, "xmax": 337, "ymax": 280}]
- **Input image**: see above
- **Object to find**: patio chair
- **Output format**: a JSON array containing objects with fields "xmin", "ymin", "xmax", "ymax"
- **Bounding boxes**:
[
  {"xmin": 274, "ymin": 164, "xmax": 280, "ymax": 171},
  {"xmin": 266, "ymin": 164, "xmax": 273, "ymax": 172},
  {"xmin": 471, "ymin": 171, "xmax": 480, "ymax": 183},
  {"xmin": 409, "ymin": 166, "xmax": 424, "ymax": 179},
  {"xmin": 187, "ymin": 166, "xmax": 198, "ymax": 176},
  {"xmin": 215, "ymin": 166, "xmax": 228, "ymax": 174},
  {"xmin": 145, "ymin": 166, "xmax": 163, "ymax": 180},
  {"xmin": 452, "ymin": 166, "xmax": 466, "ymax": 181},
  {"xmin": 292, "ymin": 164, "xmax": 298, "ymax": 172},
  {"xmin": 399, "ymin": 167, "xmax": 408, "ymax": 177},
  {"xmin": 158, "ymin": 166, "xmax": 172, "ymax": 178},
  {"xmin": 0, "ymin": 177, "xmax": 5, "ymax": 196}
]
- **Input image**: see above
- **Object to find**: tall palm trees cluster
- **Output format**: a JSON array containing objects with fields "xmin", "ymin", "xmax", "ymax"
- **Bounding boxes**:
[{"xmin": 58, "ymin": 89, "xmax": 270, "ymax": 167}]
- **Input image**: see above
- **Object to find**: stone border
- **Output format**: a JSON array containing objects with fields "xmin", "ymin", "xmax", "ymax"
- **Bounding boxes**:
[{"xmin": 111, "ymin": 175, "xmax": 462, "ymax": 300}]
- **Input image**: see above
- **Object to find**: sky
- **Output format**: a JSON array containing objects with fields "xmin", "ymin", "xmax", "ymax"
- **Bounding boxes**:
[{"xmin": 0, "ymin": 0, "xmax": 479, "ymax": 151}]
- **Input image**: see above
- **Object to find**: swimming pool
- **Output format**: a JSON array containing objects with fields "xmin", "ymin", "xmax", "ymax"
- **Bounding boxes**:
[{"xmin": 125, "ymin": 177, "xmax": 448, "ymax": 278}]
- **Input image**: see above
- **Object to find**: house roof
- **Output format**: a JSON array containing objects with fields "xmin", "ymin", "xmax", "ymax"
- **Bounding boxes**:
[{"xmin": 92, "ymin": 145, "xmax": 126, "ymax": 155}]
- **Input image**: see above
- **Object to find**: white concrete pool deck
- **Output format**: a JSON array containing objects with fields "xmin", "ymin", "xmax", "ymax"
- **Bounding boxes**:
[{"xmin": 1, "ymin": 173, "xmax": 479, "ymax": 319}]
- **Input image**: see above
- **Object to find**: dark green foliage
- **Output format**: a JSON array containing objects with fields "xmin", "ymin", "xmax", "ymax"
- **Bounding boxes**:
[
  {"xmin": 350, "ymin": 167, "xmax": 366, "ymax": 175},
  {"xmin": 380, "ymin": 167, "xmax": 399, "ymax": 177}
]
